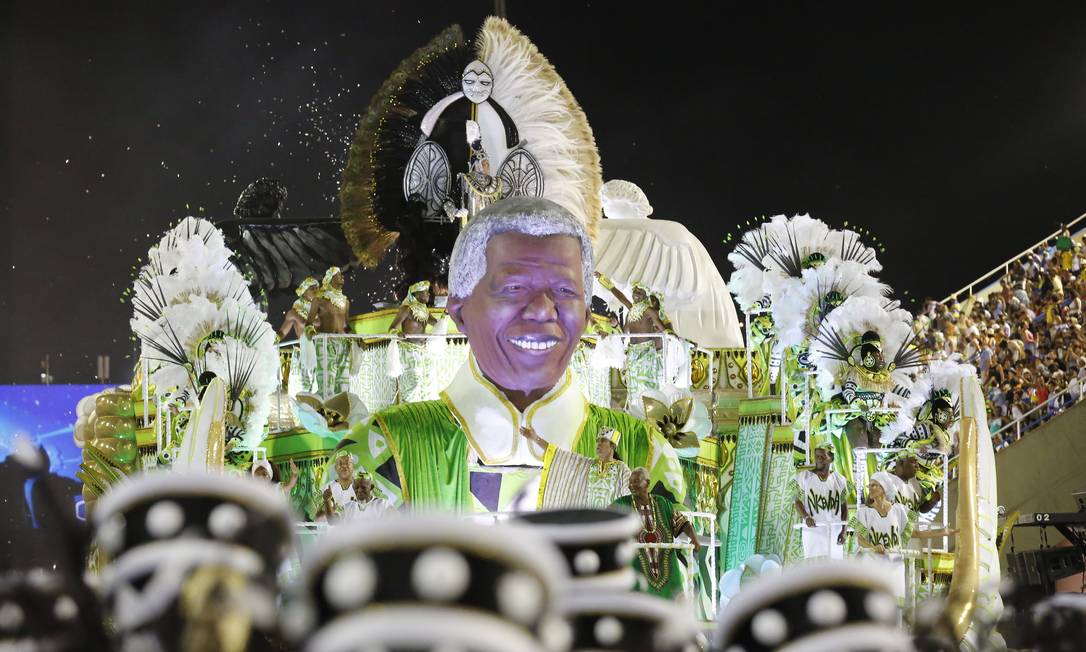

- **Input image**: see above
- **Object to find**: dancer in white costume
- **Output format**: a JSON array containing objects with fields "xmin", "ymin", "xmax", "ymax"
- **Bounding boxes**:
[
  {"xmin": 792, "ymin": 441, "xmax": 848, "ymax": 559},
  {"xmin": 851, "ymin": 475, "xmax": 951, "ymax": 607},
  {"xmin": 852, "ymin": 475, "xmax": 913, "ymax": 603},
  {"xmin": 173, "ymin": 377, "xmax": 228, "ymax": 472}
]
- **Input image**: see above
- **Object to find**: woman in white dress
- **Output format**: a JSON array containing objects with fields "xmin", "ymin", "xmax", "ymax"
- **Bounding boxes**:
[{"xmin": 851, "ymin": 476, "xmax": 951, "ymax": 607}]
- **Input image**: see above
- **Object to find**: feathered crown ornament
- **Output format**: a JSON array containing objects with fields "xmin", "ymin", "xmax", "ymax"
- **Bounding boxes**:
[
  {"xmin": 129, "ymin": 218, "xmax": 278, "ymax": 464},
  {"xmin": 809, "ymin": 295, "xmax": 924, "ymax": 402},
  {"xmin": 339, "ymin": 17, "xmax": 601, "ymax": 293},
  {"xmin": 762, "ymin": 214, "xmax": 882, "ymax": 282},
  {"xmin": 772, "ymin": 258, "xmax": 892, "ymax": 349}
]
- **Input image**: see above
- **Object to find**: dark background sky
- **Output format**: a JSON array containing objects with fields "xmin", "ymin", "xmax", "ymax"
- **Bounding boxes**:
[{"xmin": 3, "ymin": 1, "xmax": 1086, "ymax": 384}]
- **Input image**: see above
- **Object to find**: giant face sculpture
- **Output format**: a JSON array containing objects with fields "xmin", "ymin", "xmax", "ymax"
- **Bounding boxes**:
[
  {"xmin": 461, "ymin": 60, "xmax": 494, "ymax": 104},
  {"xmin": 449, "ymin": 232, "xmax": 589, "ymax": 398}
]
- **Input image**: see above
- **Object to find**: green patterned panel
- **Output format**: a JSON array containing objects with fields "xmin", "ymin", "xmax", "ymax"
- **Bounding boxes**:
[
  {"xmin": 724, "ymin": 419, "xmax": 771, "ymax": 570},
  {"xmin": 756, "ymin": 441, "xmax": 801, "ymax": 561}
]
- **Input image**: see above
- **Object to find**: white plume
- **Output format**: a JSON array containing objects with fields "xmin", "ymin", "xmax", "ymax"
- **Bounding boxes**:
[
  {"xmin": 771, "ymin": 259, "xmax": 891, "ymax": 348},
  {"xmin": 810, "ymin": 295, "xmax": 917, "ymax": 400},
  {"xmin": 477, "ymin": 17, "xmax": 602, "ymax": 238},
  {"xmin": 130, "ymin": 218, "xmax": 277, "ymax": 449}
]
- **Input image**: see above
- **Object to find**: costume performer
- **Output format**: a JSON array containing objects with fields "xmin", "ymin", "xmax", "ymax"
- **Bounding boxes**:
[
  {"xmin": 252, "ymin": 456, "xmax": 300, "ymax": 496},
  {"xmin": 850, "ymin": 475, "xmax": 913, "ymax": 603},
  {"xmin": 596, "ymin": 273, "xmax": 669, "ymax": 409},
  {"xmin": 810, "ymin": 296, "xmax": 923, "ymax": 454},
  {"xmin": 884, "ymin": 357, "xmax": 973, "ymax": 507},
  {"xmin": 387, "ymin": 280, "xmax": 442, "ymax": 402},
  {"xmin": 850, "ymin": 474, "xmax": 950, "ymax": 606},
  {"xmin": 871, "ymin": 450, "xmax": 941, "ymax": 517},
  {"xmin": 320, "ymin": 450, "xmax": 389, "ymax": 522},
  {"xmin": 278, "ymin": 276, "xmax": 320, "ymax": 340},
  {"xmin": 524, "ymin": 425, "xmax": 631, "ymax": 509},
  {"xmin": 612, "ymin": 468, "xmax": 700, "ymax": 599},
  {"xmin": 306, "ymin": 266, "xmax": 352, "ymax": 396},
  {"xmin": 791, "ymin": 441, "xmax": 848, "ymax": 560},
  {"xmin": 389, "ymin": 280, "xmax": 438, "ymax": 335},
  {"xmin": 331, "ymin": 198, "xmax": 683, "ymax": 512}
]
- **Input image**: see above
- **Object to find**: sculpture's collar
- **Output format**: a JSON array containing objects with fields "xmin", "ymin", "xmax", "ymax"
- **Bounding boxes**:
[{"xmin": 440, "ymin": 355, "xmax": 588, "ymax": 466}]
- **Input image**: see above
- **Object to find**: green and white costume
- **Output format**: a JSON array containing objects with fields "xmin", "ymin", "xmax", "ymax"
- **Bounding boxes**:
[
  {"xmin": 334, "ymin": 355, "xmax": 684, "ymax": 513},
  {"xmin": 624, "ymin": 340, "xmax": 662, "ymax": 410},
  {"xmin": 538, "ymin": 448, "xmax": 631, "ymax": 509}
]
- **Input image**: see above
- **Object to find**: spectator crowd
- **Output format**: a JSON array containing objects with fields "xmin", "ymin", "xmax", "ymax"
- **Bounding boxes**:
[{"xmin": 916, "ymin": 226, "xmax": 1085, "ymax": 449}]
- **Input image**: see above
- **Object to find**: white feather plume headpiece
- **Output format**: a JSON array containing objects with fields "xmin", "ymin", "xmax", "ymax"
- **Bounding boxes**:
[
  {"xmin": 130, "ymin": 217, "xmax": 278, "ymax": 450},
  {"xmin": 772, "ymin": 259, "xmax": 892, "ymax": 349},
  {"xmin": 762, "ymin": 214, "xmax": 882, "ymax": 283},
  {"xmin": 884, "ymin": 355, "xmax": 977, "ymax": 441},
  {"xmin": 726, "ymin": 220, "xmax": 776, "ymax": 312},
  {"xmin": 809, "ymin": 295, "xmax": 922, "ymax": 400},
  {"xmin": 477, "ymin": 17, "xmax": 602, "ymax": 238}
]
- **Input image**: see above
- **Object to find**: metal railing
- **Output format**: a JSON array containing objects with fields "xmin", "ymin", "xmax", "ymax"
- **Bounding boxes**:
[
  {"xmin": 277, "ymin": 329, "xmax": 715, "ymax": 402},
  {"xmin": 989, "ymin": 387, "xmax": 1080, "ymax": 449},
  {"xmin": 940, "ymin": 213, "xmax": 1086, "ymax": 304}
]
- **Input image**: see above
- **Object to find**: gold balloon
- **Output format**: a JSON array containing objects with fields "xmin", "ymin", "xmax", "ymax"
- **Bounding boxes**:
[
  {"xmin": 89, "ymin": 438, "xmax": 138, "ymax": 467},
  {"xmin": 96, "ymin": 391, "xmax": 134, "ymax": 418},
  {"xmin": 86, "ymin": 412, "xmax": 98, "ymax": 443},
  {"xmin": 94, "ymin": 415, "xmax": 136, "ymax": 440}
]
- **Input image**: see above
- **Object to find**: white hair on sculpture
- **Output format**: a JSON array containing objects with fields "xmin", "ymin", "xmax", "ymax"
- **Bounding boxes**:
[
  {"xmin": 600, "ymin": 180, "xmax": 653, "ymax": 220},
  {"xmin": 447, "ymin": 197, "xmax": 594, "ymax": 299},
  {"xmin": 810, "ymin": 295, "xmax": 917, "ymax": 401},
  {"xmin": 771, "ymin": 259, "xmax": 891, "ymax": 349}
]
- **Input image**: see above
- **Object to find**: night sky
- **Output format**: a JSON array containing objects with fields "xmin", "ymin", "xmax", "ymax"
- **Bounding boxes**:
[{"xmin": 4, "ymin": 1, "xmax": 1086, "ymax": 384}]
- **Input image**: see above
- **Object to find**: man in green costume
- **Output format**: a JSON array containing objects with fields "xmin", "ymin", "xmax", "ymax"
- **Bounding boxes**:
[
  {"xmin": 612, "ymin": 468, "xmax": 700, "ymax": 598},
  {"xmin": 333, "ymin": 197, "xmax": 684, "ymax": 512}
]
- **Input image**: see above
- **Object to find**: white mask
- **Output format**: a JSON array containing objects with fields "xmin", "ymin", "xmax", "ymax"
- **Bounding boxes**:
[{"xmin": 461, "ymin": 60, "xmax": 494, "ymax": 104}]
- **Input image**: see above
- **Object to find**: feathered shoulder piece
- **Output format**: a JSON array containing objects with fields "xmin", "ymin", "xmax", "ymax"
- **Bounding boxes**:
[
  {"xmin": 885, "ymin": 355, "xmax": 976, "ymax": 439},
  {"xmin": 810, "ymin": 295, "xmax": 923, "ymax": 398},
  {"xmin": 772, "ymin": 259, "xmax": 891, "ymax": 349}
]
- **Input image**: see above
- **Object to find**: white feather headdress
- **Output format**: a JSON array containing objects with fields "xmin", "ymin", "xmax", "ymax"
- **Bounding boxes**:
[
  {"xmin": 726, "ymin": 221, "xmax": 776, "ymax": 312},
  {"xmin": 130, "ymin": 218, "xmax": 277, "ymax": 449},
  {"xmin": 809, "ymin": 296, "xmax": 921, "ymax": 400},
  {"xmin": 884, "ymin": 355, "xmax": 977, "ymax": 442},
  {"xmin": 772, "ymin": 259, "xmax": 891, "ymax": 349}
]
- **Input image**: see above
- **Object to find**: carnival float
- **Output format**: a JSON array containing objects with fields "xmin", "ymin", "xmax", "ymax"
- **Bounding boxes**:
[{"xmin": 28, "ymin": 14, "xmax": 1014, "ymax": 652}]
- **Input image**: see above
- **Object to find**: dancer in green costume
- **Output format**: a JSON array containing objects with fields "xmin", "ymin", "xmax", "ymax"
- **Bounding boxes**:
[
  {"xmin": 332, "ymin": 198, "xmax": 685, "ymax": 512},
  {"xmin": 612, "ymin": 468, "xmax": 700, "ymax": 599}
]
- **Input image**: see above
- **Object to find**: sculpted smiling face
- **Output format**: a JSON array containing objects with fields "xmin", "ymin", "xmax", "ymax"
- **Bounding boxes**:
[{"xmin": 449, "ymin": 231, "xmax": 589, "ymax": 402}]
